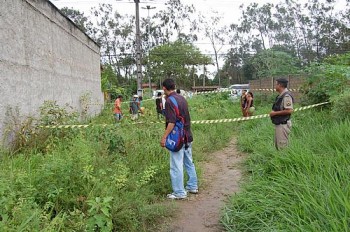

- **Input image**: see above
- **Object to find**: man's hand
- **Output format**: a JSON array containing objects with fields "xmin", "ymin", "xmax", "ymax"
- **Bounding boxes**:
[{"xmin": 160, "ymin": 137, "xmax": 166, "ymax": 147}]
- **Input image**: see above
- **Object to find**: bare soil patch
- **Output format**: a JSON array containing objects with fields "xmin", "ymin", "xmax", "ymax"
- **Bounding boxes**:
[{"xmin": 161, "ymin": 138, "xmax": 244, "ymax": 232}]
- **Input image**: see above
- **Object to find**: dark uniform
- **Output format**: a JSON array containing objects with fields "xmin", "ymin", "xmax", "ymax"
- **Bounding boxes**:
[{"xmin": 271, "ymin": 89, "xmax": 294, "ymax": 149}]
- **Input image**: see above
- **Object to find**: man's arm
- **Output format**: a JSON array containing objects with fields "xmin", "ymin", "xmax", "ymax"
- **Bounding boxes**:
[
  {"xmin": 160, "ymin": 123, "xmax": 175, "ymax": 147},
  {"xmin": 270, "ymin": 109, "xmax": 293, "ymax": 117}
]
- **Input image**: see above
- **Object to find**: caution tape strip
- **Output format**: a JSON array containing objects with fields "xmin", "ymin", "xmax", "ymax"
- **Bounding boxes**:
[
  {"xmin": 251, "ymin": 88, "xmax": 300, "ymax": 92},
  {"xmin": 40, "ymin": 102, "xmax": 329, "ymax": 129},
  {"xmin": 191, "ymin": 102, "xmax": 329, "ymax": 124},
  {"xmin": 39, "ymin": 124, "xmax": 115, "ymax": 129},
  {"xmin": 194, "ymin": 89, "xmax": 231, "ymax": 95},
  {"xmin": 88, "ymin": 98, "xmax": 154, "ymax": 106}
]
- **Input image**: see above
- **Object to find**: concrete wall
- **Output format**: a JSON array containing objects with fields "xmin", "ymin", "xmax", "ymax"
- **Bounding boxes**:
[{"xmin": 0, "ymin": 0, "xmax": 103, "ymax": 139}]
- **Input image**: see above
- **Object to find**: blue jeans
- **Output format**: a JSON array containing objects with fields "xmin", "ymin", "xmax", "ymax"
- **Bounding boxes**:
[{"xmin": 169, "ymin": 143, "xmax": 198, "ymax": 197}]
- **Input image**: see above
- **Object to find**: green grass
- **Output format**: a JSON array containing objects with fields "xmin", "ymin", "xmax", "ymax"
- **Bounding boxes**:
[
  {"xmin": 222, "ymin": 108, "xmax": 350, "ymax": 231},
  {"xmin": 0, "ymin": 93, "xmax": 244, "ymax": 231}
]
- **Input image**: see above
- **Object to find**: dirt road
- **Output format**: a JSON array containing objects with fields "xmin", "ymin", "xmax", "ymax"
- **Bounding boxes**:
[{"xmin": 162, "ymin": 138, "xmax": 244, "ymax": 232}]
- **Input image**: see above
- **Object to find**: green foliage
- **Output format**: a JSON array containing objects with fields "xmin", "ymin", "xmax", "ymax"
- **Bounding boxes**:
[
  {"xmin": 148, "ymin": 40, "xmax": 211, "ymax": 85},
  {"xmin": 301, "ymin": 53, "xmax": 350, "ymax": 105},
  {"xmin": 101, "ymin": 65, "xmax": 118, "ymax": 93},
  {"xmin": 39, "ymin": 101, "xmax": 79, "ymax": 126},
  {"xmin": 79, "ymin": 92, "xmax": 92, "ymax": 121},
  {"xmin": 222, "ymin": 108, "xmax": 350, "ymax": 231},
  {"xmin": 0, "ymin": 93, "xmax": 242, "ymax": 231},
  {"xmin": 60, "ymin": 7, "xmax": 91, "ymax": 33},
  {"xmin": 251, "ymin": 49, "xmax": 299, "ymax": 78},
  {"xmin": 2, "ymin": 106, "xmax": 39, "ymax": 153},
  {"xmin": 87, "ymin": 197, "xmax": 113, "ymax": 232},
  {"xmin": 331, "ymin": 89, "xmax": 350, "ymax": 121}
]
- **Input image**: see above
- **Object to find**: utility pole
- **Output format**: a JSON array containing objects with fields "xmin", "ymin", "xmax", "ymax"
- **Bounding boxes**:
[
  {"xmin": 142, "ymin": 5, "xmax": 156, "ymax": 97},
  {"xmin": 203, "ymin": 64, "xmax": 206, "ymax": 86},
  {"xmin": 134, "ymin": 0, "xmax": 143, "ymax": 97}
]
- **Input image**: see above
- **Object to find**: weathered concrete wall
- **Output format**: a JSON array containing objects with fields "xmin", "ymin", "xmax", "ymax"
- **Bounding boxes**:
[{"xmin": 0, "ymin": 0, "xmax": 103, "ymax": 139}]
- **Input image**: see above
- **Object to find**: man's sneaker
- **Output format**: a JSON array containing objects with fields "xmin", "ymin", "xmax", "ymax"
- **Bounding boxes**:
[
  {"xmin": 186, "ymin": 188, "xmax": 199, "ymax": 194},
  {"xmin": 167, "ymin": 193, "xmax": 187, "ymax": 200}
]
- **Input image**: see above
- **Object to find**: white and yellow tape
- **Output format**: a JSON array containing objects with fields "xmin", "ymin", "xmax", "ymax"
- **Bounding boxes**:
[
  {"xmin": 251, "ymin": 88, "xmax": 300, "ymax": 92},
  {"xmin": 40, "ymin": 102, "xmax": 329, "ymax": 129}
]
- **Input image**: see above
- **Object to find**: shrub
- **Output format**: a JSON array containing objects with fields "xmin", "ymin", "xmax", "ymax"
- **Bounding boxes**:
[
  {"xmin": 39, "ymin": 100, "xmax": 78, "ymax": 126},
  {"xmin": 331, "ymin": 89, "xmax": 350, "ymax": 121},
  {"xmin": 301, "ymin": 53, "xmax": 350, "ymax": 105}
]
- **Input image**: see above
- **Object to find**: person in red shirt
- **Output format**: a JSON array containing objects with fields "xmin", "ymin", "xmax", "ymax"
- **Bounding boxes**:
[{"xmin": 114, "ymin": 95, "xmax": 123, "ymax": 122}]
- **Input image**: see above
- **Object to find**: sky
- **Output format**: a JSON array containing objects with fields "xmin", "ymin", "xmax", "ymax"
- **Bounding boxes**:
[{"xmin": 50, "ymin": 0, "xmax": 347, "ymax": 77}]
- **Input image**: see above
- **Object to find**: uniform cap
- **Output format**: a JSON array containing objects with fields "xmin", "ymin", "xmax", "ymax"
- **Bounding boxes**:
[{"xmin": 133, "ymin": 95, "xmax": 139, "ymax": 98}]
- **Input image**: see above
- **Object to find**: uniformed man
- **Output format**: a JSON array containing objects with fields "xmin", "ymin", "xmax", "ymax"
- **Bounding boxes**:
[{"xmin": 269, "ymin": 78, "xmax": 294, "ymax": 149}]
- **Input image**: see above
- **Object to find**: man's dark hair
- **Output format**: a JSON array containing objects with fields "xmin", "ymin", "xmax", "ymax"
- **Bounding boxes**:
[
  {"xmin": 248, "ymin": 91, "xmax": 254, "ymax": 98},
  {"xmin": 243, "ymin": 89, "xmax": 247, "ymax": 93},
  {"xmin": 157, "ymin": 92, "xmax": 162, "ymax": 97},
  {"xmin": 276, "ymin": 78, "xmax": 288, "ymax": 88},
  {"xmin": 176, "ymin": 89, "xmax": 181, "ymax": 94},
  {"xmin": 162, "ymin": 78, "xmax": 176, "ymax": 91},
  {"xmin": 117, "ymin": 95, "xmax": 123, "ymax": 99}
]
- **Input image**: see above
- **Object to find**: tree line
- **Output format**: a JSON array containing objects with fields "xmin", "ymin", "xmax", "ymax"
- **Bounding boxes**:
[{"xmin": 60, "ymin": 0, "xmax": 350, "ymax": 92}]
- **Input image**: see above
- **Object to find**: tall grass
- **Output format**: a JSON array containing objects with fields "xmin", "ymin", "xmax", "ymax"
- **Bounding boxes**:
[
  {"xmin": 0, "ymin": 93, "xmax": 242, "ymax": 231},
  {"xmin": 222, "ymin": 108, "xmax": 350, "ymax": 231}
]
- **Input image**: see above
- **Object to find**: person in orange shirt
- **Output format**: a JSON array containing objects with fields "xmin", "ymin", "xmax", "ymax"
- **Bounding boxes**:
[{"xmin": 114, "ymin": 95, "xmax": 123, "ymax": 122}]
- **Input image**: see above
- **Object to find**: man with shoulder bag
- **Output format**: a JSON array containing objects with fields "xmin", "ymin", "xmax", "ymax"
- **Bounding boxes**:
[{"xmin": 160, "ymin": 78, "xmax": 199, "ymax": 200}]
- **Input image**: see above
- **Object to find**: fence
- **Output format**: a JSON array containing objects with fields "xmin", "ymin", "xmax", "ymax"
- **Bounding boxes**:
[{"xmin": 249, "ymin": 75, "xmax": 306, "ymax": 102}]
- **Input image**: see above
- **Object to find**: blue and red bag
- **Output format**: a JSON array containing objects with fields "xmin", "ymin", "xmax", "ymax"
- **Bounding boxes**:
[{"xmin": 165, "ymin": 96, "xmax": 185, "ymax": 152}]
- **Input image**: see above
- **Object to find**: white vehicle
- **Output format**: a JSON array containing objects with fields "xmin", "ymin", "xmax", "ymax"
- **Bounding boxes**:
[
  {"xmin": 228, "ymin": 84, "xmax": 250, "ymax": 101},
  {"xmin": 152, "ymin": 90, "xmax": 164, "ymax": 99}
]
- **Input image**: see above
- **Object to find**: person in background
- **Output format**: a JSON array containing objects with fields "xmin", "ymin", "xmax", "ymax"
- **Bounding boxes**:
[
  {"xmin": 160, "ymin": 78, "xmax": 198, "ymax": 200},
  {"xmin": 161, "ymin": 94, "xmax": 166, "ymax": 116},
  {"xmin": 176, "ymin": 89, "xmax": 181, "ymax": 95},
  {"xmin": 240, "ymin": 89, "xmax": 247, "ymax": 117},
  {"xmin": 129, "ymin": 95, "xmax": 140, "ymax": 120},
  {"xmin": 244, "ymin": 92, "xmax": 255, "ymax": 116},
  {"xmin": 114, "ymin": 95, "xmax": 123, "ymax": 122},
  {"xmin": 139, "ymin": 96, "xmax": 145, "ymax": 115},
  {"xmin": 270, "ymin": 78, "xmax": 294, "ymax": 150},
  {"xmin": 155, "ymin": 92, "xmax": 163, "ymax": 119}
]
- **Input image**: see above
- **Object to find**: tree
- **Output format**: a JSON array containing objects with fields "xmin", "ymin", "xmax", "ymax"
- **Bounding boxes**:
[
  {"xmin": 147, "ymin": 41, "xmax": 211, "ymax": 89},
  {"xmin": 251, "ymin": 49, "xmax": 299, "ymax": 78},
  {"xmin": 153, "ymin": 0, "xmax": 199, "ymax": 44},
  {"xmin": 60, "ymin": 7, "xmax": 94, "ymax": 35},
  {"xmin": 200, "ymin": 13, "xmax": 228, "ymax": 87}
]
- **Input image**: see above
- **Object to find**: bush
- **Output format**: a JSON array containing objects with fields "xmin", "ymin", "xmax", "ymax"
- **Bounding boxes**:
[
  {"xmin": 331, "ymin": 89, "xmax": 350, "ymax": 121},
  {"xmin": 301, "ymin": 53, "xmax": 350, "ymax": 105}
]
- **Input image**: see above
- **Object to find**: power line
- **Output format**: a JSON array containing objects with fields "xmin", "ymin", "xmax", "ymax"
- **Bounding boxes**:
[{"xmin": 100, "ymin": 49, "xmax": 350, "ymax": 57}]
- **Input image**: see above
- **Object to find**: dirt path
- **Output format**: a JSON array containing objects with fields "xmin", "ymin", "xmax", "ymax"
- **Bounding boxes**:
[{"xmin": 161, "ymin": 138, "xmax": 244, "ymax": 232}]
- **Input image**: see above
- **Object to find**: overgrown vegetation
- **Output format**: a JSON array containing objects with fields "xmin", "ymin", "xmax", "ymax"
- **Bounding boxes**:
[
  {"xmin": 222, "ymin": 53, "xmax": 350, "ymax": 231},
  {"xmin": 301, "ymin": 53, "xmax": 350, "ymax": 105},
  {"xmin": 0, "ymin": 92, "xmax": 241, "ymax": 231}
]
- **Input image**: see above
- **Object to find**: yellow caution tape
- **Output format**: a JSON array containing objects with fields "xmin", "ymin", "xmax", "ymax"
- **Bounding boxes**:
[
  {"xmin": 194, "ymin": 89, "xmax": 231, "ymax": 95},
  {"xmin": 251, "ymin": 88, "xmax": 300, "ymax": 92},
  {"xmin": 40, "ymin": 102, "xmax": 329, "ymax": 129},
  {"xmin": 192, "ymin": 102, "xmax": 329, "ymax": 124},
  {"xmin": 39, "ymin": 124, "xmax": 113, "ymax": 129}
]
